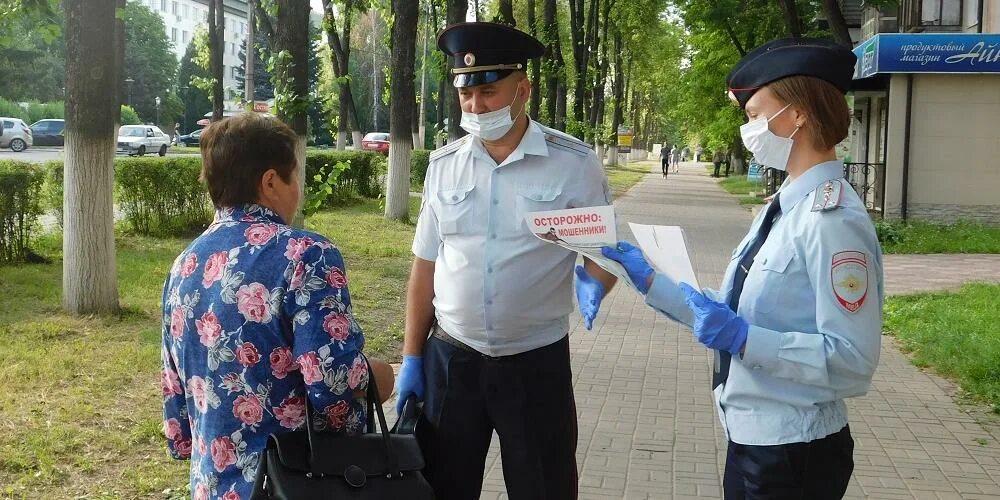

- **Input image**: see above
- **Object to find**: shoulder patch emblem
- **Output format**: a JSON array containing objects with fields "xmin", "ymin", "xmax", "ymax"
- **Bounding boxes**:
[
  {"xmin": 831, "ymin": 251, "xmax": 868, "ymax": 313},
  {"xmin": 429, "ymin": 135, "xmax": 470, "ymax": 162},
  {"xmin": 811, "ymin": 179, "xmax": 843, "ymax": 212}
]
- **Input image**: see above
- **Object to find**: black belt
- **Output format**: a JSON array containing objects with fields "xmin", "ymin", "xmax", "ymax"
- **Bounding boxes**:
[{"xmin": 431, "ymin": 325, "xmax": 502, "ymax": 359}]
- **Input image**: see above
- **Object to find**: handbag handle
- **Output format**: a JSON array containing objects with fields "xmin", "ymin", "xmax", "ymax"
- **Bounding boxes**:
[{"xmin": 302, "ymin": 353, "xmax": 401, "ymax": 478}]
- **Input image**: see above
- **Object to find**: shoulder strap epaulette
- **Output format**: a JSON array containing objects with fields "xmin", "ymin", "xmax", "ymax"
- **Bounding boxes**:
[
  {"xmin": 810, "ymin": 179, "xmax": 845, "ymax": 212},
  {"xmin": 540, "ymin": 126, "xmax": 592, "ymax": 157},
  {"xmin": 429, "ymin": 135, "xmax": 471, "ymax": 162}
]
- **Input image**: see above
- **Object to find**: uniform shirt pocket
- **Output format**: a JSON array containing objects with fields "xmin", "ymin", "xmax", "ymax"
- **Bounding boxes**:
[
  {"xmin": 437, "ymin": 185, "xmax": 475, "ymax": 235},
  {"xmin": 750, "ymin": 246, "xmax": 796, "ymax": 315},
  {"xmin": 514, "ymin": 184, "xmax": 563, "ymax": 232}
]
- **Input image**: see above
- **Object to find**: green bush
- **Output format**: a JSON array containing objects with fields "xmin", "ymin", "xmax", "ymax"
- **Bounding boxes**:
[
  {"xmin": 874, "ymin": 219, "xmax": 905, "ymax": 247},
  {"xmin": 0, "ymin": 97, "xmax": 140, "ymax": 126},
  {"xmin": 0, "ymin": 160, "xmax": 44, "ymax": 264},
  {"xmin": 120, "ymin": 105, "xmax": 142, "ymax": 125},
  {"xmin": 304, "ymin": 150, "xmax": 382, "ymax": 203},
  {"xmin": 114, "ymin": 157, "xmax": 212, "ymax": 236},
  {"xmin": 0, "ymin": 97, "xmax": 64, "ymax": 124},
  {"xmin": 410, "ymin": 149, "xmax": 431, "ymax": 188},
  {"xmin": 39, "ymin": 161, "xmax": 63, "ymax": 228}
]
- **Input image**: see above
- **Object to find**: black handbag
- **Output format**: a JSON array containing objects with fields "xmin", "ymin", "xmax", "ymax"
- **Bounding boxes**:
[{"xmin": 249, "ymin": 358, "xmax": 433, "ymax": 499}]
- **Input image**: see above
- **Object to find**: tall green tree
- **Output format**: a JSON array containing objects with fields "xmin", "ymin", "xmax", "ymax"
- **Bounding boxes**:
[
  {"xmin": 235, "ymin": 30, "xmax": 275, "ymax": 102},
  {"xmin": 178, "ymin": 29, "xmax": 212, "ymax": 132},
  {"xmin": 121, "ymin": 1, "xmax": 178, "ymax": 123},
  {"xmin": 0, "ymin": 7, "xmax": 65, "ymax": 102}
]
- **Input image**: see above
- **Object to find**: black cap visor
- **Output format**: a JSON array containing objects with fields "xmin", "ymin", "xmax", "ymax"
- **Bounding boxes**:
[{"xmin": 453, "ymin": 69, "xmax": 516, "ymax": 88}]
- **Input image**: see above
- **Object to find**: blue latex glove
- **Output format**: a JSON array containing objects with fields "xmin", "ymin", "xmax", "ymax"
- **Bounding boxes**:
[
  {"xmin": 680, "ymin": 283, "xmax": 749, "ymax": 355},
  {"xmin": 574, "ymin": 265, "xmax": 605, "ymax": 331},
  {"xmin": 601, "ymin": 241, "xmax": 654, "ymax": 294},
  {"xmin": 394, "ymin": 355, "xmax": 424, "ymax": 415}
]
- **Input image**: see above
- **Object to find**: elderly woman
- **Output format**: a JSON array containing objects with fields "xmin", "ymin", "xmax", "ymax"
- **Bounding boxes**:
[
  {"xmin": 160, "ymin": 113, "xmax": 393, "ymax": 500},
  {"xmin": 605, "ymin": 38, "xmax": 883, "ymax": 499}
]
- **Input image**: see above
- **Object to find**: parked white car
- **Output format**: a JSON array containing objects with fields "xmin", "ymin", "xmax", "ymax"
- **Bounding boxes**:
[
  {"xmin": 0, "ymin": 117, "xmax": 33, "ymax": 152},
  {"xmin": 117, "ymin": 125, "xmax": 170, "ymax": 156}
]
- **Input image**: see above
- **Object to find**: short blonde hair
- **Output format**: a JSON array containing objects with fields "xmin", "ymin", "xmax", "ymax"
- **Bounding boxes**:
[{"xmin": 767, "ymin": 76, "xmax": 850, "ymax": 151}]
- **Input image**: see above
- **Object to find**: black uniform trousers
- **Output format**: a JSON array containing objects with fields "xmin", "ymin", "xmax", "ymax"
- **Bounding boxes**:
[
  {"xmin": 416, "ymin": 333, "xmax": 578, "ymax": 500},
  {"xmin": 723, "ymin": 425, "xmax": 855, "ymax": 500},
  {"xmin": 661, "ymin": 158, "xmax": 669, "ymax": 176}
]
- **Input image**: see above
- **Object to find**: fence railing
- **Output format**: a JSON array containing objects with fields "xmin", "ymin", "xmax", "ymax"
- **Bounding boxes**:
[{"xmin": 758, "ymin": 162, "xmax": 884, "ymax": 213}]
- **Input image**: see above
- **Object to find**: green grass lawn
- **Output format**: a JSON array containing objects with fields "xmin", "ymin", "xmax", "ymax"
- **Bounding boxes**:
[
  {"xmin": 0, "ymin": 197, "xmax": 419, "ymax": 498},
  {"xmin": 884, "ymin": 283, "xmax": 1000, "ymax": 413},
  {"xmin": 877, "ymin": 220, "xmax": 1000, "ymax": 254},
  {"xmin": 605, "ymin": 161, "xmax": 651, "ymax": 198},
  {"xmin": 716, "ymin": 174, "xmax": 764, "ymax": 205}
]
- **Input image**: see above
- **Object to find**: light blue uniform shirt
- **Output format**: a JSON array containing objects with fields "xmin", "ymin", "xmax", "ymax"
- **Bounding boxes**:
[
  {"xmin": 646, "ymin": 160, "xmax": 883, "ymax": 445},
  {"xmin": 412, "ymin": 120, "xmax": 611, "ymax": 357}
]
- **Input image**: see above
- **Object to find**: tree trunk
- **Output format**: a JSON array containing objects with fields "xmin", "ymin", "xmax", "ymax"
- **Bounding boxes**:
[
  {"xmin": 569, "ymin": 0, "xmax": 584, "ymax": 133},
  {"xmin": 608, "ymin": 30, "xmax": 623, "ymax": 167},
  {"xmin": 542, "ymin": 0, "xmax": 558, "ymax": 127},
  {"xmin": 274, "ymin": 0, "xmax": 309, "ymax": 226},
  {"xmin": 63, "ymin": 0, "xmax": 120, "ymax": 314},
  {"xmin": 495, "ymin": 0, "xmax": 515, "ymax": 25},
  {"xmin": 821, "ymin": 0, "xmax": 853, "ymax": 47},
  {"xmin": 417, "ymin": 3, "xmax": 429, "ymax": 150},
  {"xmin": 446, "ymin": 0, "xmax": 467, "ymax": 141},
  {"xmin": 527, "ymin": 0, "xmax": 541, "ymax": 118},
  {"xmin": 322, "ymin": 0, "xmax": 363, "ymax": 149},
  {"xmin": 589, "ymin": 0, "xmax": 611, "ymax": 144},
  {"xmin": 209, "ymin": 0, "xmax": 225, "ymax": 120},
  {"xmin": 776, "ymin": 0, "xmax": 802, "ymax": 38},
  {"xmin": 385, "ymin": 0, "xmax": 417, "ymax": 221},
  {"xmin": 429, "ymin": 0, "xmax": 445, "ymax": 145}
]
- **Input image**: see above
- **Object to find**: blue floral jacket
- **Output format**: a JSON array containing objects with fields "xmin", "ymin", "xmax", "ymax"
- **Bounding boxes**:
[{"xmin": 161, "ymin": 205, "xmax": 368, "ymax": 500}]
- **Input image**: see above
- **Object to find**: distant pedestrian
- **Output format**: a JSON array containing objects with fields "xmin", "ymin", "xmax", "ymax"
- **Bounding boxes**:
[
  {"xmin": 696, "ymin": 145, "xmax": 704, "ymax": 162},
  {"xmin": 659, "ymin": 145, "xmax": 670, "ymax": 177},
  {"xmin": 712, "ymin": 149, "xmax": 724, "ymax": 177},
  {"xmin": 671, "ymin": 145, "xmax": 681, "ymax": 173}
]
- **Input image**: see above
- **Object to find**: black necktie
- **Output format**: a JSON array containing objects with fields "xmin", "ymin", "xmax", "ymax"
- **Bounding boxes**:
[{"xmin": 712, "ymin": 197, "xmax": 782, "ymax": 389}]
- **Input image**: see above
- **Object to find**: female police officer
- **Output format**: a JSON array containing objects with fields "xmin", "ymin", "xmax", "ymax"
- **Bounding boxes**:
[{"xmin": 604, "ymin": 38, "xmax": 883, "ymax": 499}]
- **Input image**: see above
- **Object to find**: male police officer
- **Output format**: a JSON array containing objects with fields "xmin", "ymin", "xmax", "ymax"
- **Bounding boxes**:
[{"xmin": 394, "ymin": 22, "xmax": 617, "ymax": 499}]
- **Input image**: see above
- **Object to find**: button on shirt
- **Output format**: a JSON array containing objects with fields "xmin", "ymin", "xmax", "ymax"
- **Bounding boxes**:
[
  {"xmin": 646, "ymin": 160, "xmax": 883, "ymax": 445},
  {"xmin": 412, "ymin": 120, "xmax": 611, "ymax": 357}
]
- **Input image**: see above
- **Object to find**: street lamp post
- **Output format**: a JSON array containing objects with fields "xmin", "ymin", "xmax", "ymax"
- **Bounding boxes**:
[
  {"xmin": 155, "ymin": 96, "xmax": 161, "ymax": 126},
  {"xmin": 125, "ymin": 77, "xmax": 134, "ymax": 106}
]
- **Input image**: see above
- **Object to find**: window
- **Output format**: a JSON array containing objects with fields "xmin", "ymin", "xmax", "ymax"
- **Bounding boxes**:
[
  {"xmin": 172, "ymin": 1, "xmax": 177, "ymax": 16},
  {"xmin": 171, "ymin": 27, "xmax": 177, "ymax": 42},
  {"xmin": 161, "ymin": 0, "xmax": 166, "ymax": 12},
  {"xmin": 231, "ymin": 66, "xmax": 238, "ymax": 78},
  {"xmin": 182, "ymin": 4, "xmax": 188, "ymax": 18},
  {"xmin": 921, "ymin": 0, "xmax": 961, "ymax": 26},
  {"xmin": 182, "ymin": 30, "xmax": 189, "ymax": 44}
]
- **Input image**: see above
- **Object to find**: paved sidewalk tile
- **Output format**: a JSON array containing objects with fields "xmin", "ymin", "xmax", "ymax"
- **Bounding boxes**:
[{"xmin": 466, "ymin": 161, "xmax": 1000, "ymax": 499}]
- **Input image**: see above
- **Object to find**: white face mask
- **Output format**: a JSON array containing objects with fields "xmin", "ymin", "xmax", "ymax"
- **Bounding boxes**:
[
  {"xmin": 740, "ymin": 103, "xmax": 799, "ymax": 172},
  {"xmin": 460, "ymin": 85, "xmax": 524, "ymax": 141}
]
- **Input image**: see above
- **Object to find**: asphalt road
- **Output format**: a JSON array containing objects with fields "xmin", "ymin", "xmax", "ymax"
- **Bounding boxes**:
[{"xmin": 0, "ymin": 146, "xmax": 200, "ymax": 163}]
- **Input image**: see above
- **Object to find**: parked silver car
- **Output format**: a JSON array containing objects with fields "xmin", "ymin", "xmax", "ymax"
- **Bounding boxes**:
[
  {"xmin": 117, "ymin": 125, "xmax": 170, "ymax": 156},
  {"xmin": 0, "ymin": 117, "xmax": 33, "ymax": 152}
]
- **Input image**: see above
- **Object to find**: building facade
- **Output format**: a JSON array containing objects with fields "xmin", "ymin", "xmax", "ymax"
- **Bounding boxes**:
[
  {"xmin": 133, "ymin": 0, "xmax": 250, "ymax": 110},
  {"xmin": 849, "ymin": 0, "xmax": 1000, "ymax": 223}
]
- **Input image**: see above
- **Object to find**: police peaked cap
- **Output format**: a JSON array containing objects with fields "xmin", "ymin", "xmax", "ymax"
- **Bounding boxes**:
[
  {"xmin": 438, "ymin": 22, "xmax": 546, "ymax": 88},
  {"xmin": 726, "ymin": 38, "xmax": 857, "ymax": 109}
]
